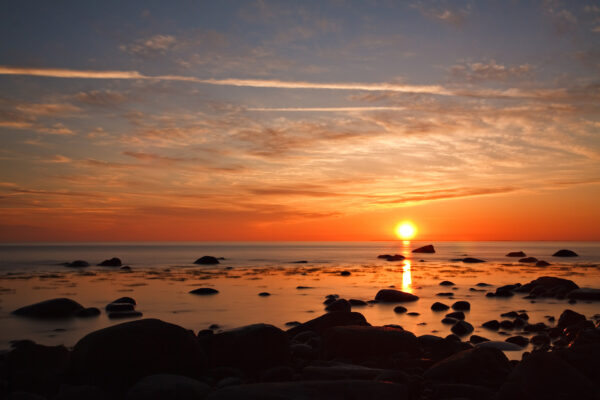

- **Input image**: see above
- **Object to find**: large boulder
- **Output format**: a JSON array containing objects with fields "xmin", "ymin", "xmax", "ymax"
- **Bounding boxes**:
[
  {"xmin": 568, "ymin": 288, "xmax": 600, "ymax": 301},
  {"xmin": 6, "ymin": 341, "xmax": 70, "ymax": 397},
  {"xmin": 517, "ymin": 276, "xmax": 579, "ymax": 298},
  {"xmin": 374, "ymin": 289, "xmax": 419, "ymax": 302},
  {"xmin": 64, "ymin": 260, "xmax": 90, "ymax": 268},
  {"xmin": 12, "ymin": 298, "xmax": 84, "ymax": 318},
  {"xmin": 205, "ymin": 380, "xmax": 409, "ymax": 400},
  {"xmin": 98, "ymin": 258, "xmax": 122, "ymax": 267},
  {"xmin": 287, "ymin": 312, "xmax": 370, "ymax": 337},
  {"xmin": 322, "ymin": 325, "xmax": 420, "ymax": 361},
  {"xmin": 553, "ymin": 249, "xmax": 578, "ymax": 257},
  {"xmin": 497, "ymin": 351, "xmax": 597, "ymax": 400},
  {"xmin": 425, "ymin": 346, "xmax": 511, "ymax": 387},
  {"xmin": 506, "ymin": 251, "xmax": 526, "ymax": 257},
  {"xmin": 69, "ymin": 319, "xmax": 207, "ymax": 391},
  {"xmin": 412, "ymin": 245, "xmax": 435, "ymax": 253},
  {"xmin": 127, "ymin": 374, "xmax": 211, "ymax": 400},
  {"xmin": 208, "ymin": 324, "xmax": 290, "ymax": 373},
  {"xmin": 194, "ymin": 256, "xmax": 220, "ymax": 265},
  {"xmin": 557, "ymin": 309, "xmax": 587, "ymax": 330}
]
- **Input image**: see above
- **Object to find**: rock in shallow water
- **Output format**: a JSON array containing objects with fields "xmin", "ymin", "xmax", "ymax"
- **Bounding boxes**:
[
  {"xmin": 189, "ymin": 288, "xmax": 219, "ymax": 295},
  {"xmin": 506, "ymin": 251, "xmax": 526, "ymax": 257},
  {"xmin": 412, "ymin": 244, "xmax": 435, "ymax": 253},
  {"xmin": 451, "ymin": 321, "xmax": 474, "ymax": 336},
  {"xmin": 98, "ymin": 257, "xmax": 121, "ymax": 267},
  {"xmin": 552, "ymin": 249, "xmax": 578, "ymax": 257},
  {"xmin": 374, "ymin": 289, "xmax": 419, "ymax": 303},
  {"xmin": 431, "ymin": 302, "xmax": 449, "ymax": 311},
  {"xmin": 194, "ymin": 256, "xmax": 220, "ymax": 265},
  {"xmin": 287, "ymin": 312, "xmax": 370, "ymax": 337},
  {"xmin": 568, "ymin": 288, "xmax": 600, "ymax": 301},
  {"xmin": 12, "ymin": 298, "xmax": 84, "ymax": 319}
]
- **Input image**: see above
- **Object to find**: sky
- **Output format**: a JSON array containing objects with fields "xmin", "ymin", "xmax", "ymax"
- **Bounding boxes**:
[{"xmin": 0, "ymin": 0, "xmax": 599, "ymax": 242}]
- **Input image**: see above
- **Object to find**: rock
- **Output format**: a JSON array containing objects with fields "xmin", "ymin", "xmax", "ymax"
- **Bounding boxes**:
[
  {"xmin": 377, "ymin": 254, "xmax": 405, "ymax": 261},
  {"xmin": 519, "ymin": 257, "xmax": 538, "ymax": 263},
  {"xmin": 6, "ymin": 341, "xmax": 70, "ymax": 397},
  {"xmin": 506, "ymin": 251, "xmax": 526, "ymax": 257},
  {"xmin": 451, "ymin": 321, "xmax": 474, "ymax": 336},
  {"xmin": 105, "ymin": 303, "xmax": 135, "ymax": 312},
  {"xmin": 348, "ymin": 299, "xmax": 367, "ymax": 306},
  {"xmin": 446, "ymin": 311, "xmax": 465, "ymax": 320},
  {"xmin": 339, "ymin": 271, "xmax": 351, "ymax": 276},
  {"xmin": 461, "ymin": 257, "xmax": 485, "ymax": 263},
  {"xmin": 12, "ymin": 298, "xmax": 84, "ymax": 318},
  {"xmin": 476, "ymin": 341, "xmax": 523, "ymax": 351},
  {"xmin": 530, "ymin": 334, "xmax": 551, "ymax": 347},
  {"xmin": 322, "ymin": 325, "xmax": 419, "ymax": 361},
  {"xmin": 536, "ymin": 260, "xmax": 551, "ymax": 267},
  {"xmin": 127, "ymin": 374, "xmax": 211, "ymax": 400},
  {"xmin": 412, "ymin": 244, "xmax": 435, "ymax": 253},
  {"xmin": 394, "ymin": 306, "xmax": 407, "ymax": 313},
  {"xmin": 407, "ymin": 312, "xmax": 420, "ymax": 316},
  {"xmin": 505, "ymin": 336, "xmax": 529, "ymax": 347},
  {"xmin": 301, "ymin": 363, "xmax": 392, "ymax": 381},
  {"xmin": 111, "ymin": 297, "xmax": 136, "ymax": 305},
  {"xmin": 451, "ymin": 301, "xmax": 470, "ymax": 311},
  {"xmin": 493, "ymin": 284, "xmax": 520, "ymax": 297},
  {"xmin": 436, "ymin": 292, "xmax": 454, "ymax": 297},
  {"xmin": 120, "ymin": 266, "xmax": 132, "ymax": 271},
  {"xmin": 431, "ymin": 302, "xmax": 450, "ymax": 311},
  {"xmin": 98, "ymin": 258, "xmax": 122, "ymax": 267},
  {"xmin": 476, "ymin": 282, "xmax": 492, "ymax": 287},
  {"xmin": 557, "ymin": 309, "xmax": 587, "ymax": 329},
  {"xmin": 65, "ymin": 260, "xmax": 90, "ymax": 268},
  {"xmin": 194, "ymin": 256, "xmax": 220, "ymax": 265},
  {"xmin": 424, "ymin": 346, "xmax": 511, "ymax": 387},
  {"xmin": 205, "ymin": 380, "xmax": 408, "ymax": 400},
  {"xmin": 291, "ymin": 260, "xmax": 308, "ymax": 264},
  {"xmin": 517, "ymin": 276, "xmax": 579, "ymax": 297},
  {"xmin": 287, "ymin": 312, "xmax": 370, "ymax": 337},
  {"xmin": 209, "ymin": 324, "xmax": 289, "ymax": 373},
  {"xmin": 374, "ymin": 289, "xmax": 418, "ymax": 303},
  {"xmin": 325, "ymin": 299, "xmax": 351, "ymax": 313},
  {"xmin": 108, "ymin": 311, "xmax": 143, "ymax": 319},
  {"xmin": 568, "ymin": 288, "xmax": 600, "ymax": 301},
  {"xmin": 501, "ymin": 311, "xmax": 519, "ymax": 318},
  {"xmin": 469, "ymin": 335, "xmax": 489, "ymax": 344},
  {"xmin": 439, "ymin": 281, "xmax": 455, "ymax": 286},
  {"xmin": 296, "ymin": 286, "xmax": 313, "ymax": 289},
  {"xmin": 258, "ymin": 292, "xmax": 270, "ymax": 297},
  {"xmin": 499, "ymin": 320, "xmax": 514, "ymax": 330},
  {"xmin": 552, "ymin": 249, "xmax": 578, "ymax": 257},
  {"xmin": 498, "ymin": 351, "xmax": 597, "ymax": 400},
  {"xmin": 189, "ymin": 288, "xmax": 219, "ymax": 295},
  {"xmin": 70, "ymin": 319, "xmax": 207, "ymax": 390},
  {"xmin": 523, "ymin": 322, "xmax": 548, "ymax": 332},
  {"xmin": 442, "ymin": 317, "xmax": 458, "ymax": 325},
  {"xmin": 76, "ymin": 307, "xmax": 101, "ymax": 317},
  {"xmin": 482, "ymin": 320, "xmax": 500, "ymax": 330}
]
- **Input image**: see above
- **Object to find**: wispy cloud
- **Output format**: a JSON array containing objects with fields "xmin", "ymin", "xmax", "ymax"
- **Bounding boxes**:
[{"xmin": 247, "ymin": 106, "xmax": 406, "ymax": 112}]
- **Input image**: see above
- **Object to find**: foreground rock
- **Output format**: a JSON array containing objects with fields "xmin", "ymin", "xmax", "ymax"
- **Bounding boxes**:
[
  {"xmin": 568, "ymin": 288, "xmax": 600, "ymax": 301},
  {"xmin": 374, "ymin": 289, "xmax": 419, "ymax": 302},
  {"xmin": 194, "ymin": 256, "xmax": 220, "ymax": 265},
  {"xmin": 206, "ymin": 380, "xmax": 409, "ymax": 400},
  {"xmin": 127, "ymin": 374, "xmax": 211, "ymax": 400},
  {"xmin": 322, "ymin": 325, "xmax": 420, "ymax": 361},
  {"xmin": 98, "ymin": 257, "xmax": 122, "ymax": 267},
  {"xmin": 70, "ymin": 319, "xmax": 207, "ymax": 391},
  {"xmin": 412, "ymin": 244, "xmax": 435, "ymax": 253},
  {"xmin": 287, "ymin": 312, "xmax": 370, "ymax": 337},
  {"xmin": 12, "ymin": 298, "xmax": 84, "ymax": 318},
  {"xmin": 552, "ymin": 249, "xmax": 578, "ymax": 257}
]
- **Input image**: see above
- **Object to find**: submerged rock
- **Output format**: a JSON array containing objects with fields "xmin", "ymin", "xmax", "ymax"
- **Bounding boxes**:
[
  {"xmin": 108, "ymin": 311, "xmax": 143, "ymax": 319},
  {"xmin": 451, "ymin": 301, "xmax": 470, "ymax": 311},
  {"xmin": 98, "ymin": 257, "xmax": 122, "ymax": 267},
  {"xmin": 194, "ymin": 256, "xmax": 220, "ymax": 265},
  {"xmin": 374, "ymin": 289, "xmax": 419, "ymax": 303},
  {"xmin": 519, "ymin": 257, "xmax": 538, "ymax": 263},
  {"xmin": 412, "ymin": 244, "xmax": 435, "ymax": 253},
  {"xmin": 461, "ymin": 257, "xmax": 485, "ymax": 263},
  {"xmin": 505, "ymin": 335, "xmax": 529, "ymax": 347},
  {"xmin": 325, "ymin": 299, "xmax": 351, "ymax": 313},
  {"xmin": 76, "ymin": 307, "xmax": 101, "ymax": 317},
  {"xmin": 377, "ymin": 254, "xmax": 405, "ymax": 261},
  {"xmin": 189, "ymin": 288, "xmax": 219, "ymax": 295},
  {"xmin": 12, "ymin": 298, "xmax": 84, "ymax": 319},
  {"xmin": 451, "ymin": 321, "xmax": 474, "ymax": 336},
  {"xmin": 506, "ymin": 251, "xmax": 526, "ymax": 257},
  {"xmin": 552, "ymin": 249, "xmax": 578, "ymax": 257},
  {"xmin": 431, "ymin": 302, "xmax": 450, "ymax": 311},
  {"xmin": 439, "ymin": 281, "xmax": 455, "ymax": 286},
  {"xmin": 536, "ymin": 260, "xmax": 551, "ymax": 267},
  {"xmin": 394, "ymin": 306, "xmax": 408, "ymax": 313}
]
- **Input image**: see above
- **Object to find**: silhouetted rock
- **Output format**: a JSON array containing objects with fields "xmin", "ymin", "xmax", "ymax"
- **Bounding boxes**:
[
  {"xmin": 127, "ymin": 374, "xmax": 211, "ymax": 400},
  {"xmin": 461, "ymin": 257, "xmax": 485, "ymax": 263},
  {"xmin": 377, "ymin": 254, "xmax": 405, "ymax": 261},
  {"xmin": 519, "ymin": 257, "xmax": 537, "ymax": 263},
  {"xmin": 469, "ymin": 335, "xmax": 490, "ymax": 344},
  {"xmin": 189, "ymin": 288, "xmax": 219, "ymax": 295},
  {"xmin": 108, "ymin": 311, "xmax": 143, "ymax": 319},
  {"xmin": 442, "ymin": 317, "xmax": 458, "ymax": 325},
  {"xmin": 105, "ymin": 303, "xmax": 134, "ymax": 312},
  {"xmin": 374, "ymin": 289, "xmax": 419, "ymax": 302},
  {"xmin": 258, "ymin": 292, "xmax": 270, "ymax": 297},
  {"xmin": 536, "ymin": 260, "xmax": 551, "ymax": 267},
  {"xmin": 339, "ymin": 270, "xmax": 351, "ymax": 276},
  {"xmin": 287, "ymin": 312, "xmax": 370, "ymax": 337},
  {"xmin": 394, "ymin": 306, "xmax": 408, "ymax": 313},
  {"xmin": 412, "ymin": 244, "xmax": 435, "ymax": 253},
  {"xmin": 64, "ymin": 260, "xmax": 90, "ymax": 268},
  {"xmin": 499, "ymin": 320, "xmax": 514, "ymax": 330},
  {"xmin": 322, "ymin": 325, "xmax": 420, "ymax": 361},
  {"xmin": 482, "ymin": 320, "xmax": 500, "ymax": 330},
  {"xmin": 424, "ymin": 346, "xmax": 511, "ymax": 387},
  {"xmin": 325, "ymin": 299, "xmax": 351, "ymax": 313},
  {"xmin": 12, "ymin": 298, "xmax": 84, "ymax": 318},
  {"xmin": 517, "ymin": 276, "xmax": 579, "ymax": 299},
  {"xmin": 439, "ymin": 280, "xmax": 455, "ymax": 286},
  {"xmin": 111, "ymin": 297, "xmax": 136, "ymax": 305},
  {"xmin": 451, "ymin": 301, "xmax": 470, "ymax": 311},
  {"xmin": 194, "ymin": 256, "xmax": 220, "ymax": 265},
  {"xmin": 348, "ymin": 299, "xmax": 367, "ymax": 306},
  {"xmin": 76, "ymin": 307, "xmax": 101, "ymax": 317},
  {"xmin": 451, "ymin": 321, "xmax": 474, "ymax": 336},
  {"xmin": 568, "ymin": 288, "xmax": 600, "ymax": 301},
  {"xmin": 506, "ymin": 251, "xmax": 526, "ymax": 257},
  {"xmin": 205, "ymin": 380, "xmax": 409, "ymax": 400},
  {"xmin": 557, "ymin": 309, "xmax": 587, "ymax": 329},
  {"xmin": 70, "ymin": 319, "xmax": 207, "ymax": 390},
  {"xmin": 431, "ymin": 302, "xmax": 450, "ymax": 311},
  {"xmin": 552, "ymin": 249, "xmax": 578, "ymax": 257},
  {"xmin": 98, "ymin": 258, "xmax": 121, "ymax": 267},
  {"xmin": 505, "ymin": 335, "xmax": 529, "ymax": 347},
  {"xmin": 492, "ymin": 283, "xmax": 520, "ymax": 297},
  {"xmin": 446, "ymin": 311, "xmax": 465, "ymax": 320},
  {"xmin": 6, "ymin": 341, "xmax": 70, "ymax": 397},
  {"xmin": 436, "ymin": 292, "xmax": 454, "ymax": 297},
  {"xmin": 476, "ymin": 341, "xmax": 523, "ymax": 351},
  {"xmin": 476, "ymin": 282, "xmax": 492, "ymax": 287}
]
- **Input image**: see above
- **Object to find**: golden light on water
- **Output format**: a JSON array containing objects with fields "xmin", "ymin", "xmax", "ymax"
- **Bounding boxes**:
[
  {"xmin": 402, "ymin": 260, "xmax": 412, "ymax": 292},
  {"xmin": 395, "ymin": 221, "xmax": 417, "ymax": 240}
]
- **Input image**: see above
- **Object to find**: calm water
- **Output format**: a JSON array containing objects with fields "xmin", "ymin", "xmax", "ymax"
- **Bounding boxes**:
[{"xmin": 1, "ymin": 241, "xmax": 599, "ymax": 359}]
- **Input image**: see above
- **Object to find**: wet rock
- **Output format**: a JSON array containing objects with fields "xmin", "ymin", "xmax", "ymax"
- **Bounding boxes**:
[
  {"xmin": 98, "ymin": 258, "xmax": 122, "ymax": 267},
  {"xmin": 205, "ymin": 380, "xmax": 408, "ymax": 400},
  {"xmin": 209, "ymin": 324, "xmax": 289, "ymax": 373},
  {"xmin": 296, "ymin": 286, "xmax": 314, "ymax": 290},
  {"xmin": 476, "ymin": 282, "xmax": 492, "ymax": 287},
  {"xmin": 287, "ymin": 312, "xmax": 370, "ymax": 337},
  {"xmin": 377, "ymin": 254, "xmax": 405, "ymax": 261},
  {"xmin": 498, "ymin": 351, "xmax": 596, "ymax": 400},
  {"xmin": 493, "ymin": 283, "xmax": 520, "ymax": 297},
  {"xmin": 451, "ymin": 321, "xmax": 474, "ymax": 336},
  {"xmin": 446, "ymin": 311, "xmax": 465, "ymax": 320},
  {"xmin": 568, "ymin": 288, "xmax": 600, "ymax": 301},
  {"xmin": 120, "ymin": 265, "xmax": 132, "ymax": 271},
  {"xmin": 322, "ymin": 325, "xmax": 420, "ymax": 361},
  {"xmin": 552, "ymin": 249, "xmax": 578, "ymax": 257},
  {"xmin": 105, "ymin": 303, "xmax": 135, "ymax": 312},
  {"xmin": 436, "ymin": 292, "xmax": 454, "ymax": 297},
  {"xmin": 505, "ymin": 336, "xmax": 529, "ymax": 347},
  {"xmin": 194, "ymin": 256, "xmax": 220, "ymax": 265},
  {"xmin": 469, "ymin": 335, "xmax": 489, "ymax": 344},
  {"xmin": 530, "ymin": 334, "xmax": 551, "ymax": 347},
  {"xmin": 127, "ymin": 374, "xmax": 211, "ymax": 400},
  {"xmin": 476, "ymin": 341, "xmax": 523, "ymax": 351},
  {"xmin": 76, "ymin": 307, "xmax": 101, "ymax": 317},
  {"xmin": 70, "ymin": 318, "xmax": 207, "ymax": 390},
  {"xmin": 64, "ymin": 260, "xmax": 90, "ymax": 268},
  {"xmin": 431, "ymin": 302, "xmax": 449, "ymax": 311},
  {"xmin": 412, "ymin": 244, "xmax": 435, "ymax": 253},
  {"xmin": 482, "ymin": 320, "xmax": 500, "ymax": 330},
  {"xmin": 111, "ymin": 297, "xmax": 136, "ymax": 305},
  {"xmin": 518, "ymin": 276, "xmax": 579, "ymax": 297},
  {"xmin": 407, "ymin": 312, "xmax": 420, "ymax": 316},
  {"xmin": 536, "ymin": 260, "xmax": 551, "ymax": 267},
  {"xmin": 461, "ymin": 258, "xmax": 485, "ymax": 263},
  {"xmin": 442, "ymin": 317, "xmax": 458, "ymax": 325},
  {"xmin": 108, "ymin": 311, "xmax": 143, "ymax": 319},
  {"xmin": 339, "ymin": 271, "xmax": 351, "ymax": 276},
  {"xmin": 258, "ymin": 292, "xmax": 271, "ymax": 297},
  {"xmin": 189, "ymin": 288, "xmax": 219, "ymax": 295},
  {"xmin": 12, "ymin": 298, "xmax": 84, "ymax": 319},
  {"xmin": 500, "ymin": 311, "xmax": 519, "ymax": 318},
  {"xmin": 523, "ymin": 322, "xmax": 548, "ymax": 332},
  {"xmin": 558, "ymin": 309, "xmax": 587, "ymax": 329},
  {"xmin": 451, "ymin": 301, "xmax": 470, "ymax": 311},
  {"xmin": 394, "ymin": 306, "xmax": 407, "ymax": 313},
  {"xmin": 506, "ymin": 251, "xmax": 526, "ymax": 257},
  {"xmin": 325, "ymin": 299, "xmax": 351, "ymax": 313},
  {"xmin": 6, "ymin": 341, "xmax": 70, "ymax": 397},
  {"xmin": 374, "ymin": 289, "xmax": 419, "ymax": 303},
  {"xmin": 519, "ymin": 257, "xmax": 538, "ymax": 263},
  {"xmin": 424, "ymin": 346, "xmax": 511, "ymax": 387},
  {"xmin": 439, "ymin": 281, "xmax": 455, "ymax": 286},
  {"xmin": 348, "ymin": 299, "xmax": 367, "ymax": 306},
  {"xmin": 499, "ymin": 320, "xmax": 514, "ymax": 330}
]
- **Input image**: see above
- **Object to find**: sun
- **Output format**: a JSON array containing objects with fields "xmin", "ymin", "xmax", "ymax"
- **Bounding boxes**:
[{"xmin": 395, "ymin": 221, "xmax": 417, "ymax": 240}]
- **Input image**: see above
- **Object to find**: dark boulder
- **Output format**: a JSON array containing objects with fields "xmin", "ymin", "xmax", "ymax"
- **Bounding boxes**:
[
  {"xmin": 482, "ymin": 320, "xmax": 500, "ymax": 330},
  {"xmin": 287, "ymin": 312, "xmax": 370, "ymax": 337},
  {"xmin": 461, "ymin": 258, "xmax": 485, "ymax": 263},
  {"xmin": 322, "ymin": 325, "xmax": 420, "ymax": 361},
  {"xmin": 558, "ymin": 309, "xmax": 587, "ymax": 330},
  {"xmin": 377, "ymin": 254, "xmax": 405, "ymax": 261},
  {"xmin": 76, "ymin": 307, "xmax": 101, "ymax": 317},
  {"xmin": 127, "ymin": 374, "xmax": 211, "ymax": 400},
  {"xmin": 469, "ymin": 335, "xmax": 490, "ymax": 344},
  {"xmin": 374, "ymin": 289, "xmax": 419, "ymax": 303},
  {"xmin": 476, "ymin": 341, "xmax": 523, "ymax": 351},
  {"xmin": 536, "ymin": 260, "xmax": 551, "ymax": 267},
  {"xmin": 446, "ymin": 311, "xmax": 465, "ymax": 320},
  {"xmin": 12, "ymin": 298, "xmax": 84, "ymax": 319},
  {"xmin": 111, "ymin": 297, "xmax": 136, "ymax": 305},
  {"xmin": 552, "ymin": 249, "xmax": 578, "ymax": 257},
  {"xmin": 108, "ymin": 311, "xmax": 143, "ymax": 319},
  {"xmin": 442, "ymin": 317, "xmax": 458, "ymax": 325},
  {"xmin": 194, "ymin": 256, "xmax": 220, "ymax": 265},
  {"xmin": 105, "ymin": 303, "xmax": 134, "ymax": 312},
  {"xmin": 64, "ymin": 260, "xmax": 89, "ymax": 268},
  {"xmin": 493, "ymin": 284, "xmax": 520, "ymax": 297},
  {"xmin": 505, "ymin": 336, "xmax": 529, "ymax": 347},
  {"xmin": 98, "ymin": 258, "xmax": 121, "ymax": 267},
  {"xmin": 518, "ymin": 276, "xmax": 579, "ymax": 296},
  {"xmin": 568, "ymin": 288, "xmax": 600, "ymax": 301},
  {"xmin": 451, "ymin": 321, "xmax": 474, "ymax": 336},
  {"xmin": 519, "ymin": 257, "xmax": 538, "ymax": 263},
  {"xmin": 439, "ymin": 281, "xmax": 455, "ymax": 286},
  {"xmin": 70, "ymin": 319, "xmax": 207, "ymax": 391},
  {"xmin": 208, "ymin": 324, "xmax": 289, "ymax": 373},
  {"xmin": 424, "ymin": 346, "xmax": 511, "ymax": 387},
  {"xmin": 258, "ymin": 292, "xmax": 270, "ymax": 297},
  {"xmin": 339, "ymin": 270, "xmax": 351, "ymax": 276},
  {"xmin": 394, "ymin": 306, "xmax": 407, "ymax": 313},
  {"xmin": 348, "ymin": 299, "xmax": 367, "ymax": 306},
  {"xmin": 412, "ymin": 245, "xmax": 435, "ymax": 253},
  {"xmin": 451, "ymin": 301, "xmax": 470, "ymax": 311},
  {"xmin": 325, "ymin": 299, "xmax": 351, "ymax": 313},
  {"xmin": 431, "ymin": 302, "xmax": 449, "ymax": 311},
  {"xmin": 189, "ymin": 288, "xmax": 219, "ymax": 295},
  {"xmin": 506, "ymin": 251, "xmax": 526, "ymax": 257}
]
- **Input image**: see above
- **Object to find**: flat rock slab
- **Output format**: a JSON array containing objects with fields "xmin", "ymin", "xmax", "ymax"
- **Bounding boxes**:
[
  {"xmin": 375, "ymin": 289, "xmax": 419, "ymax": 302},
  {"xmin": 568, "ymin": 288, "xmax": 600, "ymax": 301}
]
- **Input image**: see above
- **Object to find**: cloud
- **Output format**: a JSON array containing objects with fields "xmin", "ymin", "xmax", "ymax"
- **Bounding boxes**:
[
  {"xmin": 75, "ymin": 90, "xmax": 128, "ymax": 107},
  {"xmin": 15, "ymin": 103, "xmax": 80, "ymax": 115},
  {"xmin": 450, "ymin": 60, "xmax": 534, "ymax": 82},
  {"xmin": 247, "ymin": 106, "xmax": 406, "ymax": 112},
  {"xmin": 375, "ymin": 186, "xmax": 518, "ymax": 205},
  {"xmin": 411, "ymin": 1, "xmax": 472, "ymax": 27},
  {"xmin": 543, "ymin": 0, "xmax": 577, "ymax": 34},
  {"xmin": 119, "ymin": 34, "xmax": 177, "ymax": 56}
]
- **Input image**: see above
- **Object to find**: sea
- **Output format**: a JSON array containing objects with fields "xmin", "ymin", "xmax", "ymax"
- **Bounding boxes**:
[{"xmin": 1, "ymin": 241, "xmax": 599, "ymax": 359}]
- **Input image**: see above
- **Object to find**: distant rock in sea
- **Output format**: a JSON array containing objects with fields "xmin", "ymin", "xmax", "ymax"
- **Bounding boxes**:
[
  {"xmin": 64, "ymin": 260, "xmax": 90, "ymax": 268},
  {"xmin": 506, "ymin": 251, "xmax": 526, "ymax": 257},
  {"xmin": 377, "ymin": 254, "xmax": 405, "ymax": 261},
  {"xmin": 412, "ymin": 245, "xmax": 435, "ymax": 253},
  {"xmin": 536, "ymin": 260, "xmax": 551, "ymax": 267},
  {"xmin": 519, "ymin": 257, "xmax": 538, "ymax": 263},
  {"xmin": 552, "ymin": 249, "xmax": 578, "ymax": 257},
  {"xmin": 189, "ymin": 288, "xmax": 219, "ymax": 295},
  {"xmin": 374, "ymin": 289, "xmax": 419, "ymax": 303},
  {"xmin": 98, "ymin": 257, "xmax": 122, "ymax": 267},
  {"xmin": 194, "ymin": 256, "xmax": 221, "ymax": 265},
  {"xmin": 12, "ymin": 298, "xmax": 85, "ymax": 318}
]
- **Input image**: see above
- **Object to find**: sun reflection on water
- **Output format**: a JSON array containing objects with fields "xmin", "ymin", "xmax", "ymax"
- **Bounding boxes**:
[{"xmin": 402, "ymin": 260, "xmax": 412, "ymax": 293}]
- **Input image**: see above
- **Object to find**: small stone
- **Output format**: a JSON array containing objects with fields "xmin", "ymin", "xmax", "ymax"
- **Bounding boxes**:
[
  {"xmin": 258, "ymin": 292, "xmax": 271, "ymax": 297},
  {"xmin": 439, "ymin": 281, "xmax": 455, "ymax": 286},
  {"xmin": 482, "ymin": 320, "xmax": 500, "ymax": 330},
  {"xmin": 393, "ymin": 306, "xmax": 407, "ymax": 314},
  {"xmin": 431, "ymin": 302, "xmax": 450, "ymax": 311},
  {"xmin": 446, "ymin": 311, "xmax": 465, "ymax": 320},
  {"xmin": 506, "ymin": 335, "xmax": 529, "ymax": 347},
  {"xmin": 451, "ymin": 301, "xmax": 470, "ymax": 311},
  {"xmin": 451, "ymin": 321, "xmax": 474, "ymax": 336},
  {"xmin": 189, "ymin": 288, "xmax": 219, "ymax": 295}
]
